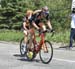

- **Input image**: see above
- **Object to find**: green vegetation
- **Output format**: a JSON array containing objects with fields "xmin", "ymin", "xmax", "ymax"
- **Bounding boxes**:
[
  {"xmin": 0, "ymin": 0, "xmax": 71, "ymax": 31},
  {"xmin": 0, "ymin": 30, "xmax": 70, "ymax": 43},
  {"xmin": 0, "ymin": 0, "xmax": 72, "ymax": 42},
  {"xmin": 46, "ymin": 30, "xmax": 70, "ymax": 43},
  {"xmin": 0, "ymin": 30, "xmax": 23, "ymax": 42}
]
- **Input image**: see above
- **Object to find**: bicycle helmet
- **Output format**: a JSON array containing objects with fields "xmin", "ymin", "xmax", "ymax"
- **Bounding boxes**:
[
  {"xmin": 42, "ymin": 6, "xmax": 49, "ymax": 14},
  {"xmin": 26, "ymin": 10, "xmax": 33, "ymax": 15},
  {"xmin": 42, "ymin": 6, "xmax": 49, "ymax": 11}
]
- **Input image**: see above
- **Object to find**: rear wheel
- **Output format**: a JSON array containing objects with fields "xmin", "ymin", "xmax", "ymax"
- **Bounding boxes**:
[
  {"xmin": 39, "ymin": 40, "xmax": 53, "ymax": 64},
  {"xmin": 26, "ymin": 40, "xmax": 36, "ymax": 61},
  {"xmin": 20, "ymin": 38, "xmax": 27, "ymax": 56}
]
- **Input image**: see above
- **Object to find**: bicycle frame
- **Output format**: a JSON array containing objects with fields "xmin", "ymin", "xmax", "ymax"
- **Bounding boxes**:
[
  {"xmin": 34, "ymin": 32, "xmax": 46, "ymax": 53},
  {"xmin": 24, "ymin": 29, "xmax": 54, "ymax": 63}
]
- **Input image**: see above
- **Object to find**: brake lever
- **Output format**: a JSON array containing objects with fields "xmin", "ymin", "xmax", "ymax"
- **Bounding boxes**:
[
  {"xmin": 46, "ymin": 29, "xmax": 55, "ymax": 37},
  {"xmin": 51, "ymin": 30, "xmax": 55, "ymax": 37}
]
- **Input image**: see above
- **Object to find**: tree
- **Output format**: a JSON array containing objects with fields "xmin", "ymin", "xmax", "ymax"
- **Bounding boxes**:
[{"xmin": 0, "ymin": 0, "xmax": 71, "ymax": 31}]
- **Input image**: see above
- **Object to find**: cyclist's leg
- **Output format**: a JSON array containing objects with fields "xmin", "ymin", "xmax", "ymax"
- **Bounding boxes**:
[
  {"xmin": 27, "ymin": 28, "xmax": 36, "ymax": 50},
  {"xmin": 38, "ymin": 22, "xmax": 46, "ymax": 31},
  {"xmin": 30, "ymin": 28, "xmax": 36, "ymax": 43},
  {"xmin": 38, "ymin": 23, "xmax": 48, "ymax": 52},
  {"xmin": 23, "ymin": 30, "xmax": 28, "ymax": 46},
  {"xmin": 23, "ymin": 27, "xmax": 34, "ymax": 48}
]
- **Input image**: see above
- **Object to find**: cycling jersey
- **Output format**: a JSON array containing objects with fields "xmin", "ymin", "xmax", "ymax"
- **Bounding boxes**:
[
  {"xmin": 30, "ymin": 11, "xmax": 50, "ymax": 25},
  {"xmin": 23, "ymin": 16, "xmax": 30, "ymax": 26},
  {"xmin": 23, "ymin": 16, "xmax": 31, "ymax": 29}
]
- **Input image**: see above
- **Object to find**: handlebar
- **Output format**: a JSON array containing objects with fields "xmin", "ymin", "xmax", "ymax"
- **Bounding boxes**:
[
  {"xmin": 37, "ymin": 29, "xmax": 55, "ymax": 37},
  {"xmin": 46, "ymin": 29, "xmax": 55, "ymax": 37}
]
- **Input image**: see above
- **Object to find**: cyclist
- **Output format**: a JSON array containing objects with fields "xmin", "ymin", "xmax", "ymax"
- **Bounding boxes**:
[
  {"xmin": 31, "ymin": 6, "xmax": 53, "ymax": 32},
  {"xmin": 30, "ymin": 6, "xmax": 53, "ymax": 52},
  {"xmin": 23, "ymin": 10, "xmax": 34, "ymax": 47}
]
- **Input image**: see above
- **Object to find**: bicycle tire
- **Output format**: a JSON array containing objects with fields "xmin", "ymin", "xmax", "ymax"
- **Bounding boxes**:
[
  {"xmin": 20, "ymin": 37, "xmax": 27, "ymax": 56},
  {"xmin": 39, "ymin": 40, "xmax": 53, "ymax": 64},
  {"xmin": 26, "ymin": 40, "xmax": 36, "ymax": 61}
]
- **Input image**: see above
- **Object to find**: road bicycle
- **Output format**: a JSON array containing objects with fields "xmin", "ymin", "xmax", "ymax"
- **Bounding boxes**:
[{"xmin": 20, "ymin": 29, "xmax": 54, "ymax": 64}]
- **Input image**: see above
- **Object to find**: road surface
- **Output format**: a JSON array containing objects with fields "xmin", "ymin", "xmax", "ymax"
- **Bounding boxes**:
[{"xmin": 0, "ymin": 41, "xmax": 75, "ymax": 69}]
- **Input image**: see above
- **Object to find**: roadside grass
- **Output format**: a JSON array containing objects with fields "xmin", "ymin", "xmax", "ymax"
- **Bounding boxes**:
[
  {"xmin": 0, "ymin": 29, "xmax": 23, "ymax": 42},
  {"xmin": 46, "ymin": 30, "xmax": 70, "ymax": 43},
  {"xmin": 0, "ymin": 29, "xmax": 70, "ymax": 43}
]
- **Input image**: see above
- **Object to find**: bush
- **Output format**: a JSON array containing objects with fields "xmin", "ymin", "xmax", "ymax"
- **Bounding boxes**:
[
  {"xmin": 0, "ymin": 24, "xmax": 9, "ymax": 29},
  {"xmin": 12, "ymin": 22, "xmax": 22, "ymax": 30},
  {"xmin": 0, "ymin": 0, "xmax": 71, "ymax": 31}
]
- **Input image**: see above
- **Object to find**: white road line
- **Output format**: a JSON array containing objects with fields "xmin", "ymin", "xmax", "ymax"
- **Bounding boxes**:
[{"xmin": 53, "ymin": 58, "xmax": 75, "ymax": 63}]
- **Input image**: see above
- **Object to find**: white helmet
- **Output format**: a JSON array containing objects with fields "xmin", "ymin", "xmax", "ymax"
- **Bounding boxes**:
[
  {"xmin": 42, "ymin": 6, "xmax": 49, "ymax": 11},
  {"xmin": 42, "ymin": 6, "xmax": 49, "ymax": 14}
]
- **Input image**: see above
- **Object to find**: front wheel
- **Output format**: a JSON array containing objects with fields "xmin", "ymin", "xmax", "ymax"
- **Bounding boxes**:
[{"xmin": 39, "ymin": 40, "xmax": 53, "ymax": 64}]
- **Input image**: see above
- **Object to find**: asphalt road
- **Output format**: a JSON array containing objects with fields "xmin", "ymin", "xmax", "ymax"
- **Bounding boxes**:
[{"xmin": 0, "ymin": 41, "xmax": 75, "ymax": 69}]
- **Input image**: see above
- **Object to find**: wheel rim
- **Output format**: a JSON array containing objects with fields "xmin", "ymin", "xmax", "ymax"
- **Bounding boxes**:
[
  {"xmin": 39, "ymin": 41, "xmax": 53, "ymax": 64},
  {"xmin": 20, "ymin": 38, "xmax": 26, "ymax": 55},
  {"xmin": 21, "ymin": 44, "xmax": 26, "ymax": 54}
]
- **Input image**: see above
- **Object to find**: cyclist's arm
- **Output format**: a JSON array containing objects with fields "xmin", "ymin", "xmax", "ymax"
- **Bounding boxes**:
[
  {"xmin": 23, "ymin": 22, "xmax": 28, "ymax": 30},
  {"xmin": 47, "ymin": 20, "xmax": 52, "ymax": 30},
  {"xmin": 33, "ymin": 10, "xmax": 41, "ymax": 14},
  {"xmin": 30, "ymin": 15, "xmax": 40, "ymax": 30},
  {"xmin": 23, "ymin": 16, "xmax": 29, "ymax": 30},
  {"xmin": 32, "ymin": 22, "xmax": 39, "ymax": 30},
  {"xmin": 46, "ymin": 14, "xmax": 53, "ymax": 30}
]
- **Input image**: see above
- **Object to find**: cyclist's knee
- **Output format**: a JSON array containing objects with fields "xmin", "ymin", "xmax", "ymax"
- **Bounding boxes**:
[
  {"xmin": 23, "ymin": 30, "xmax": 28, "ymax": 36},
  {"xmin": 42, "ymin": 25, "xmax": 46, "ymax": 31}
]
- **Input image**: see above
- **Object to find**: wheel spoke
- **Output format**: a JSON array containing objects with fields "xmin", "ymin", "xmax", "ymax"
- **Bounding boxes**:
[{"xmin": 39, "ymin": 40, "xmax": 53, "ymax": 64}]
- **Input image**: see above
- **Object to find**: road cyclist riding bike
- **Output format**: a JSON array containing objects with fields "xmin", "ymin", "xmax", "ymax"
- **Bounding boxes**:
[
  {"xmin": 20, "ymin": 6, "xmax": 54, "ymax": 64},
  {"xmin": 20, "ymin": 10, "xmax": 35, "ymax": 56},
  {"xmin": 32, "ymin": 6, "xmax": 53, "ymax": 31},
  {"xmin": 31, "ymin": 6, "xmax": 54, "ymax": 52}
]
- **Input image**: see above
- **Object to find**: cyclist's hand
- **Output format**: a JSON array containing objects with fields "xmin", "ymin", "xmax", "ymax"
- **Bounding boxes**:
[{"xmin": 50, "ymin": 29, "xmax": 55, "ymax": 37}]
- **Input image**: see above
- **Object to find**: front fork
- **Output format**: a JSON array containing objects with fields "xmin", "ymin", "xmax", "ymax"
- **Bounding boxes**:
[
  {"xmin": 40, "ymin": 33, "xmax": 48, "ymax": 52},
  {"xmin": 35, "ymin": 33, "xmax": 45, "ymax": 53}
]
